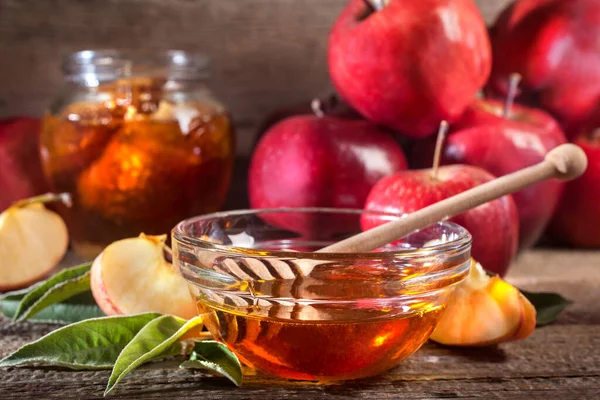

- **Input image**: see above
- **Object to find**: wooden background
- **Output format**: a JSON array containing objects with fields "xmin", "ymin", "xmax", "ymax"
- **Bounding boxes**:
[{"xmin": 0, "ymin": 0, "xmax": 511, "ymax": 155}]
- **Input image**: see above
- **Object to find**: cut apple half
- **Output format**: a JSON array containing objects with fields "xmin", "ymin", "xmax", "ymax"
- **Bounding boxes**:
[
  {"xmin": 90, "ymin": 234, "xmax": 197, "ymax": 319},
  {"xmin": 430, "ymin": 259, "xmax": 536, "ymax": 346},
  {"xmin": 0, "ymin": 202, "xmax": 69, "ymax": 291}
]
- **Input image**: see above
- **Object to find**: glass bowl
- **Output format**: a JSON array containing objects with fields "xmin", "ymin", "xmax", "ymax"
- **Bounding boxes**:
[{"xmin": 172, "ymin": 208, "xmax": 472, "ymax": 381}]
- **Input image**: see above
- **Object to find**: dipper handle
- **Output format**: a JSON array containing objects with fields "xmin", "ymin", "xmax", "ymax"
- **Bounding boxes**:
[{"xmin": 318, "ymin": 144, "xmax": 588, "ymax": 254}]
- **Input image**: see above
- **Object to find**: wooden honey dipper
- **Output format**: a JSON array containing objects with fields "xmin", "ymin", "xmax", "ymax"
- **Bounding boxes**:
[{"xmin": 202, "ymin": 143, "xmax": 587, "ymax": 285}]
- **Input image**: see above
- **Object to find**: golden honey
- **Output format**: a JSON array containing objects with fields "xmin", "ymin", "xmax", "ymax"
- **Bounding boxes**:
[
  {"xmin": 199, "ymin": 302, "xmax": 443, "ymax": 381},
  {"xmin": 174, "ymin": 209, "xmax": 472, "ymax": 381},
  {"xmin": 40, "ymin": 76, "xmax": 234, "ymax": 258},
  {"xmin": 190, "ymin": 259, "xmax": 454, "ymax": 381}
]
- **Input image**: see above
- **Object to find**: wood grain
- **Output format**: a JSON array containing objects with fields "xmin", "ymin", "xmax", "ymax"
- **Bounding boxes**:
[
  {"xmin": 0, "ymin": 0, "xmax": 511, "ymax": 155},
  {"xmin": 1, "ymin": 248, "xmax": 599, "ymax": 399},
  {"xmin": 1, "ymin": 324, "xmax": 598, "ymax": 399}
]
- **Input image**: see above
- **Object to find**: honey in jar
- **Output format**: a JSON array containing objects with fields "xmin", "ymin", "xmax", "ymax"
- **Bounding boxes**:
[{"xmin": 40, "ymin": 51, "xmax": 234, "ymax": 259}]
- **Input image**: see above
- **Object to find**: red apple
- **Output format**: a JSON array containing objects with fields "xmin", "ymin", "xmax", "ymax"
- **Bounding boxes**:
[
  {"xmin": 248, "ymin": 114, "xmax": 408, "ymax": 235},
  {"xmin": 363, "ymin": 165, "xmax": 519, "ymax": 276},
  {"xmin": 328, "ymin": 0, "xmax": 491, "ymax": 138},
  {"xmin": 411, "ymin": 98, "xmax": 567, "ymax": 249},
  {"xmin": 253, "ymin": 94, "xmax": 361, "ymax": 149},
  {"xmin": 0, "ymin": 117, "xmax": 48, "ymax": 211},
  {"xmin": 548, "ymin": 132, "xmax": 600, "ymax": 247},
  {"xmin": 489, "ymin": 0, "xmax": 600, "ymax": 139}
]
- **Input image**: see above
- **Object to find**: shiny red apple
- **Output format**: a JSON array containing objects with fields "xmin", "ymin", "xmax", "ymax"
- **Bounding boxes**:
[
  {"xmin": 489, "ymin": 0, "xmax": 600, "ymax": 139},
  {"xmin": 249, "ymin": 114, "xmax": 408, "ymax": 235},
  {"xmin": 328, "ymin": 0, "xmax": 491, "ymax": 138},
  {"xmin": 549, "ymin": 132, "xmax": 600, "ymax": 247},
  {"xmin": 0, "ymin": 117, "xmax": 48, "ymax": 211},
  {"xmin": 252, "ymin": 94, "xmax": 361, "ymax": 149},
  {"xmin": 411, "ymin": 98, "xmax": 567, "ymax": 249},
  {"xmin": 363, "ymin": 165, "xmax": 519, "ymax": 276}
]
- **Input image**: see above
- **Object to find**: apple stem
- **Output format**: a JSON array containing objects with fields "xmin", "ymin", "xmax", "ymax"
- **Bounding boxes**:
[
  {"xmin": 13, "ymin": 192, "xmax": 72, "ymax": 209},
  {"xmin": 311, "ymin": 98, "xmax": 325, "ymax": 118},
  {"xmin": 431, "ymin": 121, "xmax": 449, "ymax": 180},
  {"xmin": 363, "ymin": 0, "xmax": 386, "ymax": 11},
  {"xmin": 162, "ymin": 243, "xmax": 174, "ymax": 264},
  {"xmin": 503, "ymin": 73, "xmax": 522, "ymax": 118}
]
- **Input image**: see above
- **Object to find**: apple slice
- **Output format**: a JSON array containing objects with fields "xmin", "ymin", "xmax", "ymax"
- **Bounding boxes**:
[
  {"xmin": 430, "ymin": 259, "xmax": 536, "ymax": 346},
  {"xmin": 90, "ymin": 234, "xmax": 197, "ymax": 319},
  {"xmin": 0, "ymin": 200, "xmax": 69, "ymax": 291}
]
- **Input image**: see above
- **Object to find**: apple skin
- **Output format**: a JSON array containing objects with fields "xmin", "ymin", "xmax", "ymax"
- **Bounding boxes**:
[
  {"xmin": 0, "ymin": 117, "xmax": 49, "ymax": 211},
  {"xmin": 253, "ymin": 94, "xmax": 362, "ymax": 149},
  {"xmin": 328, "ymin": 0, "xmax": 491, "ymax": 138},
  {"xmin": 90, "ymin": 252, "xmax": 122, "ymax": 316},
  {"xmin": 249, "ymin": 115, "xmax": 408, "ymax": 236},
  {"xmin": 363, "ymin": 165, "xmax": 519, "ymax": 276},
  {"xmin": 489, "ymin": 0, "xmax": 600, "ymax": 139},
  {"xmin": 548, "ymin": 135, "xmax": 600, "ymax": 247},
  {"xmin": 411, "ymin": 99, "xmax": 567, "ymax": 249}
]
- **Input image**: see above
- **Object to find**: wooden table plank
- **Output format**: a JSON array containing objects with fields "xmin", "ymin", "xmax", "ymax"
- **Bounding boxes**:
[
  {"xmin": 1, "ymin": 325, "xmax": 598, "ymax": 399},
  {"xmin": 1, "ymin": 249, "xmax": 599, "ymax": 399}
]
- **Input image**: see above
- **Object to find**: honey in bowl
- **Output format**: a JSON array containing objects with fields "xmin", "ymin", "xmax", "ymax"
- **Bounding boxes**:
[
  {"xmin": 173, "ymin": 209, "xmax": 472, "ymax": 381},
  {"xmin": 198, "ymin": 294, "xmax": 444, "ymax": 381},
  {"xmin": 41, "ymin": 51, "xmax": 234, "ymax": 259}
]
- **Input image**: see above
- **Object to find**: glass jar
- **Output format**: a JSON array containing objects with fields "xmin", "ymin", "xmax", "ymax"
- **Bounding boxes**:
[
  {"xmin": 40, "ymin": 50, "xmax": 235, "ymax": 259},
  {"xmin": 173, "ymin": 208, "xmax": 472, "ymax": 381}
]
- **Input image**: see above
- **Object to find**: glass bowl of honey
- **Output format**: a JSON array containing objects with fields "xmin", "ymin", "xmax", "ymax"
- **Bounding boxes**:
[
  {"xmin": 173, "ymin": 208, "xmax": 472, "ymax": 381},
  {"xmin": 40, "ymin": 50, "xmax": 235, "ymax": 259}
]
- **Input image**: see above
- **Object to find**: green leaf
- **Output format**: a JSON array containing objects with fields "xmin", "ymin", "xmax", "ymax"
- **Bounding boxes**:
[
  {"xmin": 1, "ymin": 286, "xmax": 32, "ymax": 304},
  {"xmin": 180, "ymin": 341, "xmax": 242, "ymax": 387},
  {"xmin": 105, "ymin": 315, "xmax": 203, "ymax": 395},
  {"xmin": 1, "ymin": 291, "xmax": 104, "ymax": 324},
  {"xmin": 0, "ymin": 313, "xmax": 161, "ymax": 370},
  {"xmin": 521, "ymin": 290, "xmax": 572, "ymax": 326},
  {"xmin": 11, "ymin": 263, "xmax": 92, "ymax": 321}
]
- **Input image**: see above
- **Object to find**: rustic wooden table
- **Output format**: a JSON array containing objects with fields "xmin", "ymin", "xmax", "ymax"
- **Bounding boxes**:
[{"xmin": 1, "ymin": 248, "xmax": 599, "ymax": 399}]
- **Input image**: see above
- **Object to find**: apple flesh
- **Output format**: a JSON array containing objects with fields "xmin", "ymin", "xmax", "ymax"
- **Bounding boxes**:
[
  {"xmin": 249, "ymin": 115, "xmax": 408, "ymax": 235},
  {"xmin": 0, "ymin": 203, "xmax": 68, "ymax": 291},
  {"xmin": 489, "ymin": 0, "xmax": 600, "ymax": 139},
  {"xmin": 0, "ymin": 117, "xmax": 49, "ymax": 211},
  {"xmin": 430, "ymin": 259, "xmax": 536, "ymax": 346},
  {"xmin": 411, "ymin": 99, "xmax": 567, "ymax": 249},
  {"xmin": 363, "ymin": 165, "xmax": 519, "ymax": 276},
  {"xmin": 548, "ymin": 134, "xmax": 600, "ymax": 247},
  {"xmin": 328, "ymin": 0, "xmax": 491, "ymax": 138},
  {"xmin": 90, "ymin": 234, "xmax": 197, "ymax": 319}
]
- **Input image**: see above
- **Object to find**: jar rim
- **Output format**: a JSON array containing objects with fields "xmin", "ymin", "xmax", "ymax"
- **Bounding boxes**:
[
  {"xmin": 62, "ymin": 49, "xmax": 211, "ymax": 85},
  {"xmin": 172, "ymin": 207, "xmax": 473, "ymax": 261}
]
